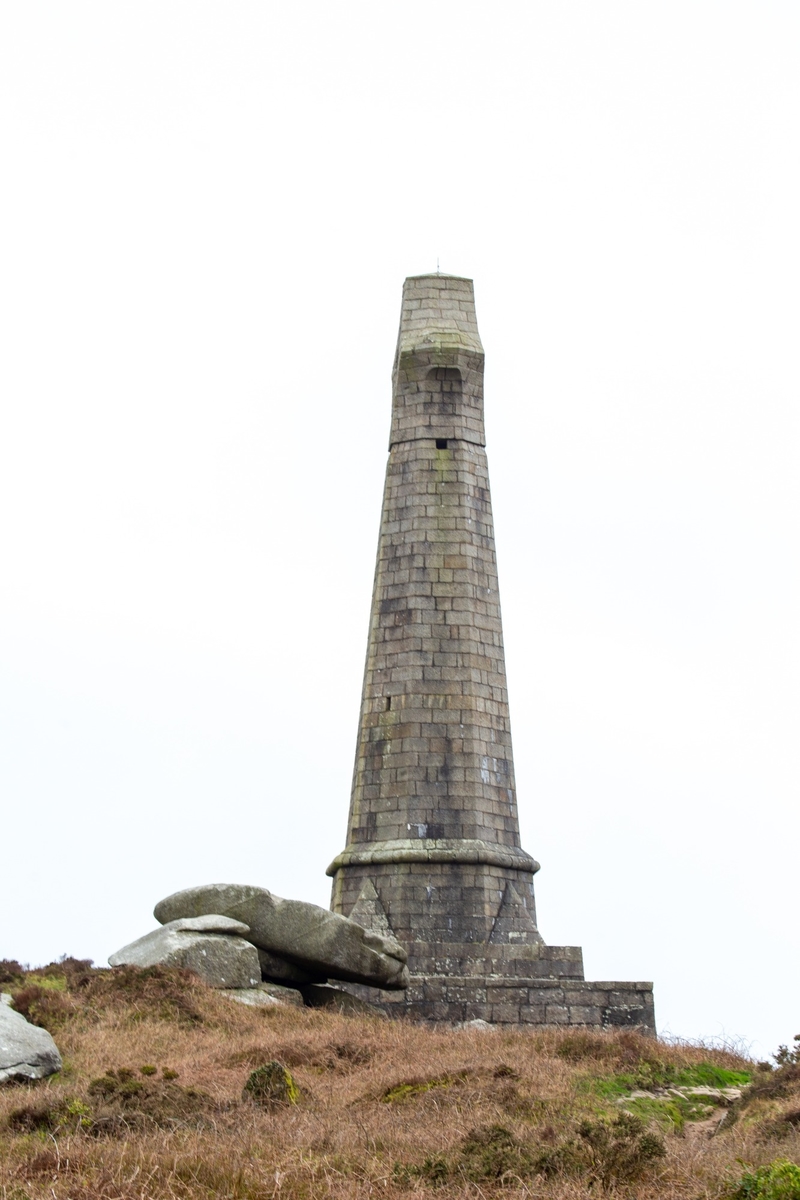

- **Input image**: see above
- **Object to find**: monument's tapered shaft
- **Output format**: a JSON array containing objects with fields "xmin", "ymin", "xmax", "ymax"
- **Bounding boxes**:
[{"xmin": 328, "ymin": 275, "xmax": 541, "ymax": 960}]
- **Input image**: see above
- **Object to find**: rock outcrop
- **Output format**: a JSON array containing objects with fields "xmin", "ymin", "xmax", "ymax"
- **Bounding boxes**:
[
  {"xmin": 154, "ymin": 883, "xmax": 409, "ymax": 990},
  {"xmin": 108, "ymin": 915, "xmax": 261, "ymax": 989},
  {"xmin": 222, "ymin": 982, "xmax": 305, "ymax": 1009},
  {"xmin": 299, "ymin": 984, "xmax": 386, "ymax": 1017},
  {"xmin": 0, "ymin": 993, "xmax": 63, "ymax": 1083}
]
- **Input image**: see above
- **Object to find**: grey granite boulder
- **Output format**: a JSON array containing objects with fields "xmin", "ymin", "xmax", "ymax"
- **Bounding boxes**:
[
  {"xmin": 222, "ymin": 982, "xmax": 305, "ymax": 1009},
  {"xmin": 108, "ymin": 916, "xmax": 261, "ymax": 988},
  {"xmin": 154, "ymin": 884, "xmax": 409, "ymax": 990},
  {"xmin": 0, "ymin": 994, "xmax": 63, "ymax": 1083}
]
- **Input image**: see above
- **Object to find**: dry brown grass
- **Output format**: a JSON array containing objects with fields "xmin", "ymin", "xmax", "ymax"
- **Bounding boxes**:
[{"xmin": 1, "ymin": 965, "xmax": 798, "ymax": 1199}]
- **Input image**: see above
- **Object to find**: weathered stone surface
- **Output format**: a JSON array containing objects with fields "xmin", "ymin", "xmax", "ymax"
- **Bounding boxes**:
[
  {"xmin": 108, "ymin": 920, "xmax": 261, "ymax": 989},
  {"xmin": 154, "ymin": 884, "xmax": 409, "ymax": 990},
  {"xmin": 348, "ymin": 878, "xmax": 394, "ymax": 940},
  {"xmin": 299, "ymin": 984, "xmax": 386, "ymax": 1017},
  {"xmin": 489, "ymin": 883, "xmax": 543, "ymax": 945},
  {"xmin": 0, "ymin": 995, "xmax": 62, "ymax": 1083},
  {"xmin": 222, "ymin": 987, "xmax": 281, "ymax": 1008},
  {"xmin": 222, "ymin": 983, "xmax": 305, "ymax": 1009},
  {"xmin": 170, "ymin": 915, "xmax": 250, "ymax": 936},
  {"xmin": 338, "ymin": 973, "xmax": 656, "ymax": 1031}
]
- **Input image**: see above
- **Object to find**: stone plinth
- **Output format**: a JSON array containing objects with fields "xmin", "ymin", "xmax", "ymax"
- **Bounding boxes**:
[{"xmin": 344, "ymin": 974, "xmax": 656, "ymax": 1031}]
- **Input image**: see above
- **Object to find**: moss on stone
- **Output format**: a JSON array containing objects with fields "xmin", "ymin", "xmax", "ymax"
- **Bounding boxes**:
[{"xmin": 243, "ymin": 1061, "xmax": 299, "ymax": 1107}]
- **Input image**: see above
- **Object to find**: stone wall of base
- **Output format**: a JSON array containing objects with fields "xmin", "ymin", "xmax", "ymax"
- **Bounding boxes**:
[
  {"xmin": 344, "ymin": 976, "xmax": 656, "ymax": 1034},
  {"xmin": 403, "ymin": 943, "xmax": 585, "ymax": 979}
]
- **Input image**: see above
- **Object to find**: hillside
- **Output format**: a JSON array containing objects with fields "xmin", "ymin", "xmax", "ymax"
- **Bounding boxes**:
[{"xmin": 1, "ymin": 959, "xmax": 798, "ymax": 1199}]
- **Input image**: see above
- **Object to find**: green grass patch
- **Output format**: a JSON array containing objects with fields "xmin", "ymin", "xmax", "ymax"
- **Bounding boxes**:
[
  {"xmin": 675, "ymin": 1063, "xmax": 752, "ymax": 1089},
  {"xmin": 382, "ymin": 1073, "xmax": 465, "ymax": 1103},
  {"xmin": 592, "ymin": 1061, "xmax": 751, "ymax": 1099},
  {"xmin": 20, "ymin": 972, "xmax": 68, "ymax": 992},
  {"xmin": 622, "ymin": 1093, "xmax": 719, "ymax": 1132}
]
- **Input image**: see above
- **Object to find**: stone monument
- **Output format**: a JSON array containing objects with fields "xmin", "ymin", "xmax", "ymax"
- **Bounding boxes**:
[{"xmin": 328, "ymin": 273, "xmax": 655, "ymax": 1031}]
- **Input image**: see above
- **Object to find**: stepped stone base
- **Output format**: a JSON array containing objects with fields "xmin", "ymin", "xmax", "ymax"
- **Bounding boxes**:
[{"xmin": 337, "ymin": 940, "xmax": 655, "ymax": 1033}]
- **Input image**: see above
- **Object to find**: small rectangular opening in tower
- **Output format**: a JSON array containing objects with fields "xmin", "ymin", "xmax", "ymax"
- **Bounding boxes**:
[
  {"xmin": 435, "ymin": 438, "xmax": 448, "ymax": 450},
  {"xmin": 385, "ymin": 696, "xmax": 391, "ymax": 711}
]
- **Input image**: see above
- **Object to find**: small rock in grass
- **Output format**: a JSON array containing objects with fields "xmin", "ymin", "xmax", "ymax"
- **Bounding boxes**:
[
  {"xmin": 243, "ymin": 1061, "xmax": 299, "ymax": 1106},
  {"xmin": 222, "ymin": 983, "xmax": 304, "ymax": 1009},
  {"xmin": 299, "ymin": 984, "xmax": 386, "ymax": 1017}
]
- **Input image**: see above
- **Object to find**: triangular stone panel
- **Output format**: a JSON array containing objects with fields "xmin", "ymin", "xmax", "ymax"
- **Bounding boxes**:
[
  {"xmin": 348, "ymin": 879, "xmax": 395, "ymax": 940},
  {"xmin": 489, "ymin": 883, "xmax": 543, "ymax": 945}
]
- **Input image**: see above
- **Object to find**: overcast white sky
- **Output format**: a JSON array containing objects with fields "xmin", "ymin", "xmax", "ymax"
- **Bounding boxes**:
[{"xmin": 1, "ymin": 2, "xmax": 798, "ymax": 1058}]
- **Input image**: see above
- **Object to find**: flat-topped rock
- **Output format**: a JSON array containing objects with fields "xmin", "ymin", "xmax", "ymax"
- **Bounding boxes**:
[{"xmin": 170, "ymin": 914, "xmax": 250, "ymax": 936}]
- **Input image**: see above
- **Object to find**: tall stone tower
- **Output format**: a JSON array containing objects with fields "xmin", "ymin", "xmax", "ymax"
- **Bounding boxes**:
[{"xmin": 328, "ymin": 274, "xmax": 655, "ymax": 1031}]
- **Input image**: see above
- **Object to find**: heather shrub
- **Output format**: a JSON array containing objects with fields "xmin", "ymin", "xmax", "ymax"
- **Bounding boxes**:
[
  {"xmin": 776, "ymin": 1037, "xmax": 800, "ymax": 1068},
  {"xmin": 83, "ymin": 964, "xmax": 205, "ymax": 1025},
  {"xmin": 8, "ymin": 983, "xmax": 79, "ymax": 1031},
  {"xmin": 459, "ymin": 1123, "xmax": 536, "ymax": 1182},
  {"xmin": 0, "ymin": 959, "xmax": 25, "ymax": 985},
  {"xmin": 573, "ymin": 1112, "xmax": 667, "ymax": 1187},
  {"xmin": 86, "ymin": 1066, "xmax": 215, "ymax": 1134},
  {"xmin": 37, "ymin": 956, "xmax": 95, "ymax": 989},
  {"xmin": 394, "ymin": 1113, "xmax": 667, "ymax": 1189},
  {"xmin": 726, "ymin": 1158, "xmax": 800, "ymax": 1199},
  {"xmin": 6, "ymin": 1096, "xmax": 92, "ymax": 1135}
]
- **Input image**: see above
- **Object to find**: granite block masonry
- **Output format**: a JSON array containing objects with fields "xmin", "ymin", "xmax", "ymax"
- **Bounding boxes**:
[{"xmin": 327, "ymin": 273, "xmax": 655, "ymax": 1032}]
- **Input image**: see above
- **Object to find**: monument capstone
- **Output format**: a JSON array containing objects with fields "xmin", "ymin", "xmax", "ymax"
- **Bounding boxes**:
[{"xmin": 328, "ymin": 273, "xmax": 656, "ymax": 1031}]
